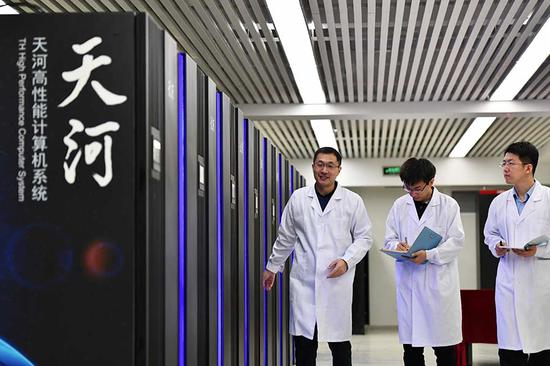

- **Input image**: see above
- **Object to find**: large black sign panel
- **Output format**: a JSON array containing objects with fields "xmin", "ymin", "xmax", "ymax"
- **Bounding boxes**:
[{"xmin": 0, "ymin": 14, "xmax": 137, "ymax": 365}]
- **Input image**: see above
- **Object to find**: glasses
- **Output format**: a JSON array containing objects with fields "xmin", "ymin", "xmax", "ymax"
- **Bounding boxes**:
[
  {"xmin": 314, "ymin": 161, "xmax": 340, "ymax": 170},
  {"xmin": 498, "ymin": 160, "xmax": 528, "ymax": 168},
  {"xmin": 403, "ymin": 183, "xmax": 428, "ymax": 194}
]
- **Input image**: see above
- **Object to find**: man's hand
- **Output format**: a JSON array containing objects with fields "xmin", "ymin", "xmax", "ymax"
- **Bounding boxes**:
[
  {"xmin": 513, "ymin": 246, "xmax": 537, "ymax": 257},
  {"xmin": 496, "ymin": 242, "xmax": 509, "ymax": 257},
  {"xmin": 262, "ymin": 270, "xmax": 276, "ymax": 291},
  {"xmin": 396, "ymin": 241, "xmax": 410, "ymax": 252},
  {"xmin": 410, "ymin": 250, "xmax": 427, "ymax": 265},
  {"xmin": 327, "ymin": 259, "xmax": 348, "ymax": 278}
]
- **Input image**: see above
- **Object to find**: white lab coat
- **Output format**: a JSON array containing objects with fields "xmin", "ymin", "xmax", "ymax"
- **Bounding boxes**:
[
  {"xmin": 384, "ymin": 188, "xmax": 464, "ymax": 347},
  {"xmin": 266, "ymin": 184, "xmax": 373, "ymax": 342},
  {"xmin": 483, "ymin": 181, "xmax": 550, "ymax": 353}
]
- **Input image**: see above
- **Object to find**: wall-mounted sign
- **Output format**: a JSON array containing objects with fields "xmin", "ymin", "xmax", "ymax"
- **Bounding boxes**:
[{"xmin": 383, "ymin": 166, "xmax": 401, "ymax": 175}]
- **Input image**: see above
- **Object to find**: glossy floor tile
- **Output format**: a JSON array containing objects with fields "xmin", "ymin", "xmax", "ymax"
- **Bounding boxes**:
[{"xmin": 315, "ymin": 326, "xmax": 499, "ymax": 365}]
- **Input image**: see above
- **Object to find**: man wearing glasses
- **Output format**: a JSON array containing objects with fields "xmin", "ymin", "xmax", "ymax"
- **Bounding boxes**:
[
  {"xmin": 262, "ymin": 147, "xmax": 373, "ymax": 366},
  {"xmin": 484, "ymin": 141, "xmax": 550, "ymax": 366},
  {"xmin": 384, "ymin": 158, "xmax": 465, "ymax": 366}
]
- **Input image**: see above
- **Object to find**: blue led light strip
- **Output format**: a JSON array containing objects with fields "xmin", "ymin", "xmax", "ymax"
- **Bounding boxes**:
[
  {"xmin": 177, "ymin": 53, "xmax": 186, "ymax": 366},
  {"xmin": 263, "ymin": 138, "xmax": 268, "ymax": 366},
  {"xmin": 277, "ymin": 153, "xmax": 283, "ymax": 366},
  {"xmin": 216, "ymin": 91, "xmax": 224, "ymax": 366},
  {"xmin": 243, "ymin": 119, "xmax": 250, "ymax": 366}
]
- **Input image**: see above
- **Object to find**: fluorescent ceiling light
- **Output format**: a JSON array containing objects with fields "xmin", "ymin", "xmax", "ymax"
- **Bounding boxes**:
[
  {"xmin": 265, "ymin": 0, "xmax": 326, "ymax": 104},
  {"xmin": 311, "ymin": 119, "xmax": 338, "ymax": 149},
  {"xmin": 450, "ymin": 17, "xmax": 550, "ymax": 157},
  {"xmin": 0, "ymin": 1, "xmax": 18, "ymax": 14},
  {"xmin": 449, "ymin": 117, "xmax": 495, "ymax": 157},
  {"xmin": 490, "ymin": 18, "xmax": 550, "ymax": 101}
]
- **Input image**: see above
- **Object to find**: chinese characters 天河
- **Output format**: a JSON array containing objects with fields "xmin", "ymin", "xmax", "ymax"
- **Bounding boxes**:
[{"xmin": 59, "ymin": 36, "xmax": 127, "ymax": 187}]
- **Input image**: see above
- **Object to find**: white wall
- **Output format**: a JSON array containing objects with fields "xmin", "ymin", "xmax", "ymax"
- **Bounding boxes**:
[{"xmin": 351, "ymin": 187, "xmax": 480, "ymax": 326}]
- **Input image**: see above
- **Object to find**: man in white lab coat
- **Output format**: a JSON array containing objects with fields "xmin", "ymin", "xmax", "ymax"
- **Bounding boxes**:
[
  {"xmin": 262, "ymin": 147, "xmax": 373, "ymax": 366},
  {"xmin": 384, "ymin": 158, "xmax": 464, "ymax": 366},
  {"xmin": 484, "ymin": 141, "xmax": 550, "ymax": 366}
]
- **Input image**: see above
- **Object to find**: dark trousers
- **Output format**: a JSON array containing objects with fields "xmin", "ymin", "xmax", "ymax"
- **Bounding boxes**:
[
  {"xmin": 294, "ymin": 325, "xmax": 352, "ymax": 366},
  {"xmin": 499, "ymin": 349, "xmax": 550, "ymax": 366},
  {"xmin": 403, "ymin": 344, "xmax": 456, "ymax": 366}
]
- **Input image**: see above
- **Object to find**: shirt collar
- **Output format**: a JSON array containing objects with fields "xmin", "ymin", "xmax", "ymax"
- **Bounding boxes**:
[{"xmin": 513, "ymin": 181, "xmax": 536, "ymax": 202}]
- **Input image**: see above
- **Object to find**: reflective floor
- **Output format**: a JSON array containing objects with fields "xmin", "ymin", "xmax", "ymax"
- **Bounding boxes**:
[{"xmin": 316, "ymin": 326, "xmax": 499, "ymax": 366}]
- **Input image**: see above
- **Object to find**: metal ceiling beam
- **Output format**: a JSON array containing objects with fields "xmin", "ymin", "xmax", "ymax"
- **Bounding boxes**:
[{"xmin": 240, "ymin": 100, "xmax": 550, "ymax": 120}]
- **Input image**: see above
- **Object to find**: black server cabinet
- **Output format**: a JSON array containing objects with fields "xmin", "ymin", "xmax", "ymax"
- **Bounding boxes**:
[
  {"xmin": 163, "ymin": 32, "xmax": 179, "ymax": 366},
  {"xmin": 206, "ymin": 77, "xmax": 219, "ymax": 366},
  {"xmin": 137, "ymin": 15, "xmax": 166, "ymax": 366},
  {"xmin": 0, "ymin": 13, "xmax": 170, "ymax": 366},
  {"xmin": 249, "ymin": 126, "xmax": 262, "ymax": 366},
  {"xmin": 221, "ymin": 94, "xmax": 239, "ymax": 365},
  {"xmin": 183, "ymin": 57, "xmax": 219, "ymax": 366},
  {"xmin": 183, "ymin": 54, "xmax": 200, "ymax": 366},
  {"xmin": 237, "ymin": 111, "xmax": 247, "ymax": 366},
  {"xmin": 261, "ymin": 138, "xmax": 277, "ymax": 366}
]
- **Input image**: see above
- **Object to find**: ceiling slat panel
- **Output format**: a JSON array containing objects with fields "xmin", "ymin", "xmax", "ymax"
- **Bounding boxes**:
[
  {"xmin": 433, "ymin": 0, "xmax": 478, "ymax": 101},
  {"xmin": 353, "ymin": 0, "xmax": 368, "ymax": 102},
  {"xmin": 285, "ymin": 121, "xmax": 308, "ymax": 158},
  {"xmin": 359, "ymin": 119, "xmax": 365, "ymax": 158},
  {"xmin": 303, "ymin": 120, "xmax": 319, "ymax": 154},
  {"xmin": 249, "ymin": 0, "xmax": 301, "ymax": 103},
  {"xmin": 415, "ymin": 118, "xmax": 436, "ymax": 157},
  {"xmin": 444, "ymin": 119, "xmax": 470, "ymax": 157},
  {"xmin": 414, "ymin": 118, "xmax": 432, "ymax": 157},
  {"xmin": 200, "ymin": 0, "xmax": 271, "ymax": 102},
  {"xmin": 475, "ymin": 0, "xmax": 543, "ymax": 100},
  {"xmin": 373, "ymin": 119, "xmax": 380, "ymax": 158},
  {"xmin": 392, "ymin": 118, "xmax": 405, "ymax": 158},
  {"xmin": 386, "ymin": 119, "xmax": 396, "ymax": 158},
  {"xmin": 323, "ymin": 0, "xmax": 346, "ymax": 100},
  {"xmin": 337, "ymin": 0, "xmax": 354, "ymax": 102},
  {"xmin": 423, "ymin": 0, "xmax": 464, "ymax": 101},
  {"xmin": 379, "ymin": 119, "xmax": 388, "ymax": 158},
  {"xmin": 292, "ymin": 120, "xmax": 314, "ymax": 157},
  {"xmin": 435, "ymin": 118, "xmax": 464, "ymax": 157},
  {"xmin": 386, "ymin": 0, "xmax": 405, "ymax": 101},
  {"xmin": 153, "ymin": 0, "xmax": 249, "ymax": 101},
  {"xmin": 442, "ymin": 0, "xmax": 491, "ymax": 100},
  {"xmin": 414, "ymin": 0, "xmax": 449, "ymax": 101},
  {"xmin": 366, "ymin": 119, "xmax": 373, "ymax": 158},
  {"xmin": 460, "ymin": 1, "xmax": 524, "ymax": 100},
  {"xmin": 310, "ymin": 0, "xmax": 336, "ymax": 102},
  {"xmin": 399, "ymin": 119, "xmax": 413, "ymax": 158},
  {"xmin": 365, "ymin": 0, "xmax": 374, "ymax": 101},
  {"xmin": 233, "ymin": 0, "xmax": 290, "ymax": 103},
  {"xmin": 350, "ymin": 119, "xmax": 359, "ymax": 158},
  {"xmin": 342, "ymin": 119, "xmax": 353, "ymax": 158},
  {"xmin": 424, "ymin": 118, "xmax": 445, "ymax": 157},
  {"xmin": 376, "ymin": 0, "xmax": 390, "ymax": 102},
  {"xmin": 451, "ymin": 1, "xmax": 507, "ymax": 101},
  {"xmin": 394, "ymin": 0, "xmax": 420, "ymax": 101},
  {"xmin": 404, "ymin": 0, "xmax": 434, "ymax": 101}
]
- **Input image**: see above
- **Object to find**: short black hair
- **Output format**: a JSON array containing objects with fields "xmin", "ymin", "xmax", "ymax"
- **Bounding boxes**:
[
  {"xmin": 399, "ymin": 158, "xmax": 436, "ymax": 186},
  {"xmin": 504, "ymin": 141, "xmax": 538, "ymax": 175},
  {"xmin": 313, "ymin": 147, "xmax": 342, "ymax": 166}
]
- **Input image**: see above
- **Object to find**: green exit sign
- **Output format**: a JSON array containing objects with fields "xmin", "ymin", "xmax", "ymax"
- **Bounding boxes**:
[{"xmin": 383, "ymin": 166, "xmax": 400, "ymax": 175}]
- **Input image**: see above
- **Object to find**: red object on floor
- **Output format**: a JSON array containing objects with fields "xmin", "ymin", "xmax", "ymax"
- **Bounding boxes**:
[{"xmin": 456, "ymin": 289, "xmax": 498, "ymax": 366}]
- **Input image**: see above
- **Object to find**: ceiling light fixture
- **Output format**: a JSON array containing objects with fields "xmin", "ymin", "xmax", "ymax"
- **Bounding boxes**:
[
  {"xmin": 311, "ymin": 119, "xmax": 338, "ymax": 149},
  {"xmin": 450, "ymin": 18, "xmax": 550, "ymax": 158},
  {"xmin": 266, "ymin": 0, "xmax": 339, "ymax": 152}
]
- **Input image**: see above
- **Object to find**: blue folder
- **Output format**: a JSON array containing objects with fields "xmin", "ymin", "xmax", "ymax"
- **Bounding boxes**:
[{"xmin": 381, "ymin": 226, "xmax": 443, "ymax": 262}]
